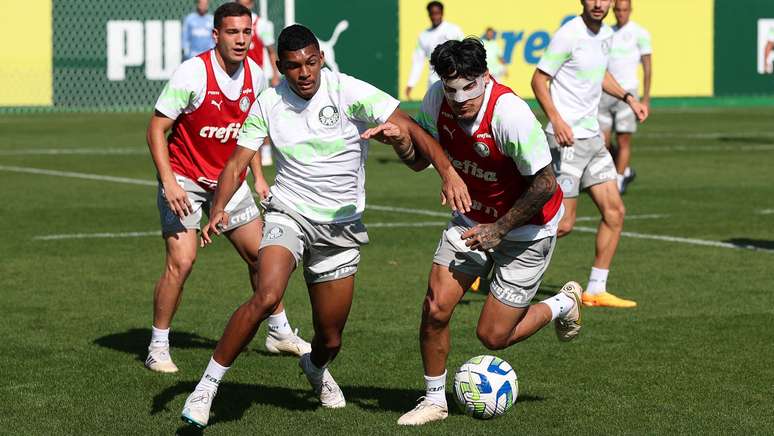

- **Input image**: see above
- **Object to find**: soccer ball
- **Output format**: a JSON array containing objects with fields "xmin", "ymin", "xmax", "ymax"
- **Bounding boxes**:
[{"xmin": 453, "ymin": 355, "xmax": 518, "ymax": 419}]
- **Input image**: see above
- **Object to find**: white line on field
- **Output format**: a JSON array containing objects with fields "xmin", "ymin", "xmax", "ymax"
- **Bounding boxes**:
[
  {"xmin": 0, "ymin": 165, "xmax": 663, "ymax": 223},
  {"xmin": 0, "ymin": 147, "xmax": 146, "ymax": 156},
  {"xmin": 636, "ymin": 144, "xmax": 774, "ymax": 152},
  {"xmin": 0, "ymin": 165, "xmax": 155, "ymax": 186},
  {"xmin": 640, "ymin": 131, "xmax": 774, "ymax": 139},
  {"xmin": 573, "ymin": 226, "xmax": 774, "ymax": 253},
  {"xmin": 757, "ymin": 209, "xmax": 774, "ymax": 215}
]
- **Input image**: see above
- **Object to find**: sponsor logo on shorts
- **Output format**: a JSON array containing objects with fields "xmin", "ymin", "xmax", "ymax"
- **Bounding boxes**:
[
  {"xmin": 265, "ymin": 226, "xmax": 284, "ymax": 240},
  {"xmin": 473, "ymin": 142, "xmax": 490, "ymax": 158},
  {"xmin": 239, "ymin": 96, "xmax": 250, "ymax": 113},
  {"xmin": 199, "ymin": 122, "xmax": 241, "ymax": 144},
  {"xmin": 491, "ymin": 282, "xmax": 524, "ymax": 305},
  {"xmin": 228, "ymin": 205, "xmax": 259, "ymax": 227},
  {"xmin": 318, "ymin": 105, "xmax": 340, "ymax": 127}
]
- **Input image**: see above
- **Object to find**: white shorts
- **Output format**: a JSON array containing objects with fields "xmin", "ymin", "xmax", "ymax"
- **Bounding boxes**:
[
  {"xmin": 157, "ymin": 174, "xmax": 260, "ymax": 236},
  {"xmin": 432, "ymin": 216, "xmax": 556, "ymax": 308},
  {"xmin": 598, "ymin": 90, "xmax": 638, "ymax": 133}
]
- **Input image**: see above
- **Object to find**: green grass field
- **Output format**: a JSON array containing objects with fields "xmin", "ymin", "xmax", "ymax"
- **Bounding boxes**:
[{"xmin": 1, "ymin": 107, "xmax": 773, "ymax": 435}]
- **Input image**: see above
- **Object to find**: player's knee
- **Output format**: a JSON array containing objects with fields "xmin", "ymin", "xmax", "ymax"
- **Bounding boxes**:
[
  {"xmin": 244, "ymin": 291, "xmax": 280, "ymax": 319},
  {"xmin": 476, "ymin": 327, "xmax": 509, "ymax": 351},
  {"xmin": 603, "ymin": 202, "xmax": 626, "ymax": 229},
  {"xmin": 422, "ymin": 293, "xmax": 454, "ymax": 328},
  {"xmin": 166, "ymin": 254, "xmax": 196, "ymax": 279},
  {"xmin": 317, "ymin": 333, "xmax": 342, "ymax": 355}
]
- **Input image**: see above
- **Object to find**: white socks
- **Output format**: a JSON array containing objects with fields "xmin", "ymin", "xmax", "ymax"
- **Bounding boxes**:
[
  {"xmin": 424, "ymin": 371, "xmax": 447, "ymax": 407},
  {"xmin": 267, "ymin": 310, "xmax": 293, "ymax": 336},
  {"xmin": 587, "ymin": 267, "xmax": 609, "ymax": 295},
  {"xmin": 616, "ymin": 173, "xmax": 625, "ymax": 192},
  {"xmin": 623, "ymin": 166, "xmax": 632, "ymax": 177},
  {"xmin": 196, "ymin": 357, "xmax": 230, "ymax": 393},
  {"xmin": 150, "ymin": 326, "xmax": 169, "ymax": 346},
  {"xmin": 541, "ymin": 292, "xmax": 575, "ymax": 320}
]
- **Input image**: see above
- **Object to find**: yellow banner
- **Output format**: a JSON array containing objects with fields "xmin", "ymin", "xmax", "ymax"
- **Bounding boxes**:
[
  {"xmin": 0, "ymin": 0, "xmax": 53, "ymax": 106},
  {"xmin": 399, "ymin": 0, "xmax": 713, "ymax": 100}
]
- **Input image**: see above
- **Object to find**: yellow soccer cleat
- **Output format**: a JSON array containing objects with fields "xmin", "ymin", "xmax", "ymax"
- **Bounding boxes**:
[
  {"xmin": 470, "ymin": 277, "xmax": 481, "ymax": 292},
  {"xmin": 582, "ymin": 291, "xmax": 637, "ymax": 308}
]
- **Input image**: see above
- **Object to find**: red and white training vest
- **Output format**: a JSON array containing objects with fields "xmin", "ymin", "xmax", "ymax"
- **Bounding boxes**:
[
  {"xmin": 167, "ymin": 50, "xmax": 256, "ymax": 191},
  {"xmin": 437, "ymin": 80, "xmax": 563, "ymax": 225}
]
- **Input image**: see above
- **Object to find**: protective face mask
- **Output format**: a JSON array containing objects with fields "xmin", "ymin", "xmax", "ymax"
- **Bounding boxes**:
[{"xmin": 442, "ymin": 75, "xmax": 486, "ymax": 103}]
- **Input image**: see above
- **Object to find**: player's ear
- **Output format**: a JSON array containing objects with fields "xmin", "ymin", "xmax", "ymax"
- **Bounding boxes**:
[{"xmin": 319, "ymin": 50, "xmax": 325, "ymax": 65}]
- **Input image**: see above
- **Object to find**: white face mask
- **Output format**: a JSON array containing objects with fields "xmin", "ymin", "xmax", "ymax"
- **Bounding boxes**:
[{"xmin": 442, "ymin": 75, "xmax": 486, "ymax": 103}]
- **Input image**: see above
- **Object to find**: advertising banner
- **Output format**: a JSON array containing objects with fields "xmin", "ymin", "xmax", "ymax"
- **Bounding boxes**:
[{"xmin": 398, "ymin": 0, "xmax": 714, "ymax": 100}]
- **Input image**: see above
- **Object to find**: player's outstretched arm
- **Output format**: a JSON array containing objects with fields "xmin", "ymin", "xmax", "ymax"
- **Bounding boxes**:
[
  {"xmin": 361, "ymin": 108, "xmax": 471, "ymax": 213},
  {"xmin": 531, "ymin": 70, "xmax": 574, "ymax": 146},
  {"xmin": 201, "ymin": 146, "xmax": 257, "ymax": 247},
  {"xmin": 603, "ymin": 71, "xmax": 649, "ymax": 123},
  {"xmin": 147, "ymin": 111, "xmax": 193, "ymax": 218},
  {"xmin": 461, "ymin": 164, "xmax": 558, "ymax": 251}
]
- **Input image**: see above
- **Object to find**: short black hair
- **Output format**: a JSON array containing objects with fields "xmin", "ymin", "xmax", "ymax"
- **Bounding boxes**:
[
  {"xmin": 213, "ymin": 3, "xmax": 251, "ymax": 29},
  {"xmin": 277, "ymin": 24, "xmax": 319, "ymax": 56},
  {"xmin": 426, "ymin": 1, "xmax": 443, "ymax": 12},
  {"xmin": 430, "ymin": 37, "xmax": 487, "ymax": 80}
]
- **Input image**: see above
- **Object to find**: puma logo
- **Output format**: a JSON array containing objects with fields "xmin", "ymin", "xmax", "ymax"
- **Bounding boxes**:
[
  {"xmin": 318, "ymin": 20, "xmax": 349, "ymax": 73},
  {"xmin": 442, "ymin": 125, "xmax": 455, "ymax": 139},
  {"xmin": 211, "ymin": 100, "xmax": 222, "ymax": 111}
]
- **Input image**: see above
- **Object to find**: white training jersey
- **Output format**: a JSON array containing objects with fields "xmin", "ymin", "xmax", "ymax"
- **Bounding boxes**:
[
  {"xmin": 607, "ymin": 21, "xmax": 652, "ymax": 92},
  {"xmin": 537, "ymin": 16, "xmax": 613, "ymax": 139},
  {"xmin": 155, "ymin": 50, "xmax": 267, "ymax": 119},
  {"xmin": 408, "ymin": 21, "xmax": 464, "ymax": 88},
  {"xmin": 417, "ymin": 80, "xmax": 562, "ymax": 241},
  {"xmin": 237, "ymin": 68, "xmax": 400, "ymax": 224}
]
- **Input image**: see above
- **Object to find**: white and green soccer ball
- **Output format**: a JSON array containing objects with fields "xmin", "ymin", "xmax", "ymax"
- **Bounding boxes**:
[{"xmin": 453, "ymin": 355, "xmax": 518, "ymax": 419}]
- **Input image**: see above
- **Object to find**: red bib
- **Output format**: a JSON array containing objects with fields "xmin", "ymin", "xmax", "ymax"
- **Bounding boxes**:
[
  {"xmin": 167, "ymin": 51, "xmax": 255, "ymax": 191},
  {"xmin": 436, "ymin": 80, "xmax": 563, "ymax": 224}
]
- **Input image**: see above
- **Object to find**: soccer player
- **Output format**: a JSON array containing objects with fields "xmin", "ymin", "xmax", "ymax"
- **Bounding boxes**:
[
  {"xmin": 482, "ymin": 27, "xmax": 506, "ymax": 81},
  {"xmin": 764, "ymin": 26, "xmax": 774, "ymax": 74},
  {"xmin": 531, "ymin": 0, "xmax": 648, "ymax": 308},
  {"xmin": 405, "ymin": 1, "xmax": 463, "ymax": 100},
  {"xmin": 598, "ymin": 0, "xmax": 652, "ymax": 193},
  {"xmin": 180, "ymin": 24, "xmax": 470, "ymax": 428},
  {"xmin": 145, "ymin": 3, "xmax": 310, "ymax": 375},
  {"xmin": 182, "ymin": 0, "xmax": 214, "ymax": 60},
  {"xmin": 392, "ymin": 38, "xmax": 582, "ymax": 426}
]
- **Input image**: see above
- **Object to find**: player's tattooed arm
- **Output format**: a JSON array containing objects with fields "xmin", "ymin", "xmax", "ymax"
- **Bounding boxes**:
[{"xmin": 462, "ymin": 165, "xmax": 557, "ymax": 251}]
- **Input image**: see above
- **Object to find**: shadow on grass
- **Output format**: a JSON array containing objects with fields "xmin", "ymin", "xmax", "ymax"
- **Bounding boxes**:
[
  {"xmin": 93, "ymin": 328, "xmax": 217, "ymax": 362},
  {"xmin": 724, "ymin": 238, "xmax": 774, "ymax": 251},
  {"xmin": 157, "ymin": 380, "xmax": 546, "ymax": 428}
]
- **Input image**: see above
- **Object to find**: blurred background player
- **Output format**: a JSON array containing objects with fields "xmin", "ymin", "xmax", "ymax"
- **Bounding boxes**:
[
  {"xmin": 237, "ymin": 0, "xmax": 279, "ymax": 166},
  {"xmin": 482, "ymin": 27, "xmax": 507, "ymax": 81},
  {"xmin": 182, "ymin": 0, "xmax": 214, "ymax": 60},
  {"xmin": 405, "ymin": 1, "xmax": 463, "ymax": 100},
  {"xmin": 180, "ymin": 24, "xmax": 470, "ymax": 429},
  {"xmin": 598, "ymin": 0, "xmax": 652, "ymax": 194},
  {"xmin": 764, "ymin": 25, "xmax": 774, "ymax": 74},
  {"xmin": 531, "ymin": 0, "xmax": 647, "ymax": 308},
  {"xmin": 397, "ymin": 38, "xmax": 580, "ymax": 426},
  {"xmin": 145, "ymin": 3, "xmax": 310, "ymax": 374}
]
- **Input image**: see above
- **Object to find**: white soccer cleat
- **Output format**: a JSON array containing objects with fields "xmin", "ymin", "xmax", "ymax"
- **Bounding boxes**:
[
  {"xmin": 265, "ymin": 328, "xmax": 312, "ymax": 356},
  {"xmin": 181, "ymin": 387, "xmax": 215, "ymax": 429},
  {"xmin": 299, "ymin": 353, "xmax": 346, "ymax": 408},
  {"xmin": 397, "ymin": 397, "xmax": 449, "ymax": 426},
  {"xmin": 145, "ymin": 343, "xmax": 179, "ymax": 373},
  {"xmin": 555, "ymin": 281, "xmax": 583, "ymax": 342}
]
